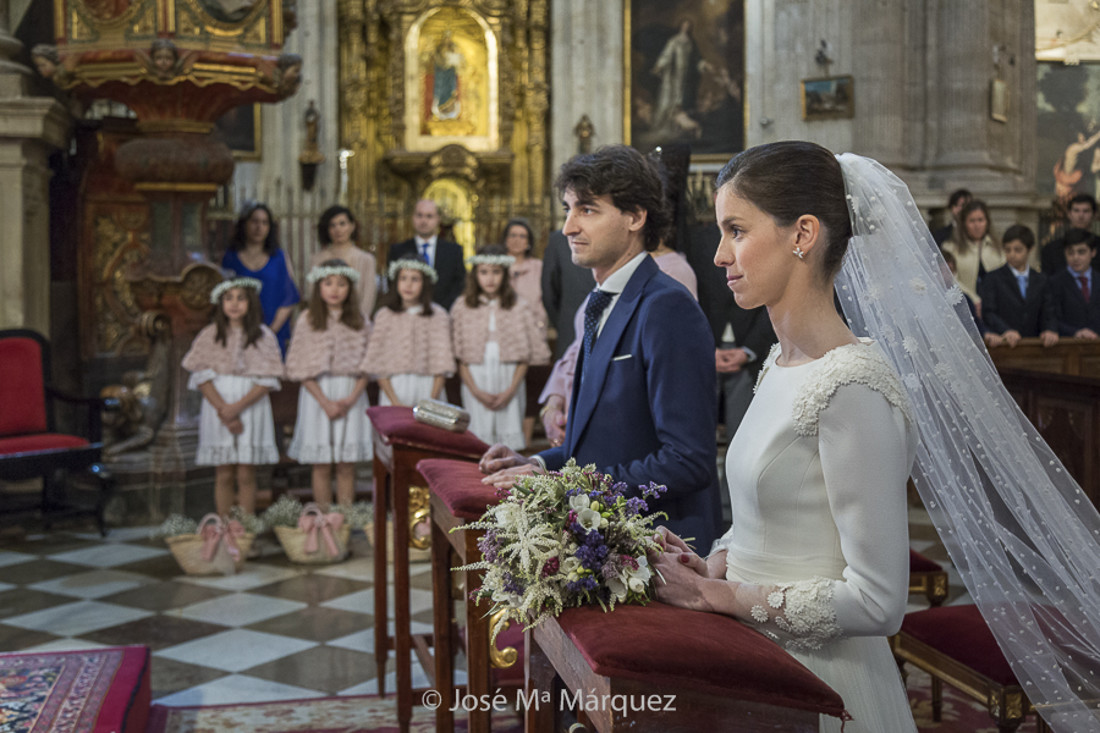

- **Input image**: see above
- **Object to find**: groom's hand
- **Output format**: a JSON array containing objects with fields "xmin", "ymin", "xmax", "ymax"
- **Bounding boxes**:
[{"xmin": 478, "ymin": 444, "xmax": 539, "ymax": 475}]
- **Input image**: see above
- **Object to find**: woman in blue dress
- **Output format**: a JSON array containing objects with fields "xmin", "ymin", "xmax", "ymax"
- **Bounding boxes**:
[{"xmin": 221, "ymin": 202, "xmax": 301, "ymax": 353}]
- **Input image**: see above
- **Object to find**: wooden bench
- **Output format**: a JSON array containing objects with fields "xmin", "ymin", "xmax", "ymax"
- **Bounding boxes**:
[
  {"xmin": 418, "ymin": 458, "xmax": 523, "ymax": 733},
  {"xmin": 365, "ymin": 406, "xmax": 489, "ymax": 733}
]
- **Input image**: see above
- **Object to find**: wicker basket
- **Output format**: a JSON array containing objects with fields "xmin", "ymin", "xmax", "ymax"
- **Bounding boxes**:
[
  {"xmin": 274, "ymin": 503, "xmax": 351, "ymax": 564},
  {"xmin": 165, "ymin": 514, "xmax": 255, "ymax": 575}
]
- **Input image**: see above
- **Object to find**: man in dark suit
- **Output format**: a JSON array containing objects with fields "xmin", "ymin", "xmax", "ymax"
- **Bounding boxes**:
[
  {"xmin": 686, "ymin": 221, "xmax": 776, "ymax": 438},
  {"xmin": 1050, "ymin": 230, "xmax": 1100, "ymax": 339},
  {"xmin": 481, "ymin": 145, "xmax": 721, "ymax": 550},
  {"xmin": 979, "ymin": 224, "xmax": 1059, "ymax": 348},
  {"xmin": 541, "ymin": 229, "xmax": 595, "ymax": 359},
  {"xmin": 388, "ymin": 199, "xmax": 466, "ymax": 309}
]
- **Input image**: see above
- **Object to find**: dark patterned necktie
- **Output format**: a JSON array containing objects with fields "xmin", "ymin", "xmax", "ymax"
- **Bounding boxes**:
[{"xmin": 581, "ymin": 289, "xmax": 614, "ymax": 381}]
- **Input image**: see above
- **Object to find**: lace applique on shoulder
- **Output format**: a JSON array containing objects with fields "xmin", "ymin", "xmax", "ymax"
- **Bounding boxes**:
[
  {"xmin": 748, "ymin": 577, "xmax": 841, "ymax": 652},
  {"xmin": 753, "ymin": 343, "xmax": 783, "ymax": 394},
  {"xmin": 792, "ymin": 343, "xmax": 911, "ymax": 437}
]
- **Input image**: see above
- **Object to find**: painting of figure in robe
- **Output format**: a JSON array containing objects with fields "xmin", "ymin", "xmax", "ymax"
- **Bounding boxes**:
[
  {"xmin": 628, "ymin": 0, "xmax": 744, "ymax": 156},
  {"xmin": 413, "ymin": 6, "xmax": 493, "ymax": 143}
]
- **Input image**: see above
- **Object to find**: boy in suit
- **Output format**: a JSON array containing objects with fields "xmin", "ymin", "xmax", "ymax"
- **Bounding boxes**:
[
  {"xmin": 979, "ymin": 224, "xmax": 1059, "ymax": 348},
  {"xmin": 1050, "ymin": 228, "xmax": 1100, "ymax": 339},
  {"xmin": 479, "ymin": 145, "xmax": 721, "ymax": 550}
]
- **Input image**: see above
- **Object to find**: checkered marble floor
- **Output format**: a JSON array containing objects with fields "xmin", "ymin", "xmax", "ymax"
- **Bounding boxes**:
[
  {"xmin": 0, "ymin": 524, "xmax": 457, "ymax": 707},
  {"xmin": 0, "ymin": 494, "xmax": 963, "ymax": 711}
]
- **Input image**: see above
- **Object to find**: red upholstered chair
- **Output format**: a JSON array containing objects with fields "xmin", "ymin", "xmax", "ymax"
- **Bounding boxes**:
[
  {"xmin": 908, "ymin": 548, "xmax": 949, "ymax": 606},
  {"xmin": 891, "ymin": 605, "xmax": 1051, "ymax": 733},
  {"xmin": 527, "ymin": 603, "xmax": 848, "ymax": 732},
  {"xmin": 365, "ymin": 406, "xmax": 489, "ymax": 733},
  {"xmin": 0, "ymin": 330, "xmax": 115, "ymax": 535},
  {"xmin": 418, "ymin": 458, "xmax": 522, "ymax": 733}
]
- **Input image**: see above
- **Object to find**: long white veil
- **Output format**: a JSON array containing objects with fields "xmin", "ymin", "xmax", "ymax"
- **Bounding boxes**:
[{"xmin": 834, "ymin": 153, "xmax": 1100, "ymax": 732}]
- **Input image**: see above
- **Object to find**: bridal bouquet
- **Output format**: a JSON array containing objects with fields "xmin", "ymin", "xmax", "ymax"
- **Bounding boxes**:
[{"xmin": 457, "ymin": 459, "xmax": 667, "ymax": 639}]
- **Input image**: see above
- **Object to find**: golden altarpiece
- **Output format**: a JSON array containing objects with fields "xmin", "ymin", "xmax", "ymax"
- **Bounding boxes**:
[{"xmin": 337, "ymin": 0, "xmax": 550, "ymax": 259}]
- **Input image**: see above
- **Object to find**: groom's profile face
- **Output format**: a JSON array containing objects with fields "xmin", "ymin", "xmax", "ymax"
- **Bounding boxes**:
[{"xmin": 561, "ymin": 188, "xmax": 645, "ymax": 282}]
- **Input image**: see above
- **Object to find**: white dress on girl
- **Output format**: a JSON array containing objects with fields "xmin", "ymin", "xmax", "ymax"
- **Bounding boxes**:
[
  {"xmin": 459, "ymin": 300, "xmax": 525, "ymax": 450},
  {"xmin": 361, "ymin": 304, "xmax": 455, "ymax": 406},
  {"xmin": 285, "ymin": 311, "xmax": 373, "ymax": 464},
  {"xmin": 182, "ymin": 324, "xmax": 283, "ymax": 466}
]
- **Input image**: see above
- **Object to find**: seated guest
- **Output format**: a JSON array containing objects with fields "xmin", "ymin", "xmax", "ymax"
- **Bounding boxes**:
[
  {"xmin": 1050, "ymin": 229, "xmax": 1100, "ymax": 339},
  {"xmin": 979, "ymin": 224, "xmax": 1059, "ymax": 349}
]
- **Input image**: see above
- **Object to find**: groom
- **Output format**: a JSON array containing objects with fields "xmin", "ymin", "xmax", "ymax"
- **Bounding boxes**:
[{"xmin": 480, "ymin": 145, "xmax": 721, "ymax": 550}]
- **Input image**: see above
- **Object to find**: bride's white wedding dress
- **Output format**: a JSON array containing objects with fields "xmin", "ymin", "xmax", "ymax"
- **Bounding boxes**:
[{"xmin": 713, "ymin": 340, "xmax": 918, "ymax": 732}]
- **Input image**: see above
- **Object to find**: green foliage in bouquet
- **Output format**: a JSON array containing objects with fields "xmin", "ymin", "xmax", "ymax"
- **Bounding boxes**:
[{"xmin": 456, "ymin": 459, "xmax": 667, "ymax": 640}]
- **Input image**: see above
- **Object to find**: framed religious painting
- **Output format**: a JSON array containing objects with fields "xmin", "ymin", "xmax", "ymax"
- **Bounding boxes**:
[
  {"xmin": 625, "ymin": 0, "xmax": 744, "ymax": 162},
  {"xmin": 800, "ymin": 76, "xmax": 854, "ymax": 121},
  {"xmin": 214, "ymin": 103, "xmax": 262, "ymax": 161},
  {"xmin": 1036, "ymin": 62, "xmax": 1100, "ymax": 212},
  {"xmin": 403, "ymin": 6, "xmax": 500, "ymax": 153}
]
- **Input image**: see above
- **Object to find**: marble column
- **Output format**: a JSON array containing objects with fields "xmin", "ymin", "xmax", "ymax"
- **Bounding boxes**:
[
  {"xmin": 549, "ymin": 0, "xmax": 623, "ymax": 207},
  {"xmin": 0, "ymin": 0, "xmax": 71, "ymax": 332}
]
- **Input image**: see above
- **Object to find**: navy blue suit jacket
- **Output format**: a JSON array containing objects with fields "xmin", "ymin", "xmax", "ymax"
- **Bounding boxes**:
[
  {"xmin": 537, "ymin": 256, "xmax": 721, "ymax": 550},
  {"xmin": 1051, "ymin": 269, "xmax": 1100, "ymax": 335},
  {"xmin": 978, "ymin": 265, "xmax": 1057, "ymax": 337}
]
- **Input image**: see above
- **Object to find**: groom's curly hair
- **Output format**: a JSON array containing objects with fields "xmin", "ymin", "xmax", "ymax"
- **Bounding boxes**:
[{"xmin": 554, "ymin": 145, "xmax": 670, "ymax": 252}]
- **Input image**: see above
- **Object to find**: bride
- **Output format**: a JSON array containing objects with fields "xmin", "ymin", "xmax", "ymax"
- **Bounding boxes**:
[{"xmin": 653, "ymin": 141, "xmax": 1100, "ymax": 733}]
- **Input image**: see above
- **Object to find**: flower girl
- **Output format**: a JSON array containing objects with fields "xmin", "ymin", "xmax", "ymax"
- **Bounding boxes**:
[
  {"xmin": 362, "ymin": 257, "xmax": 455, "ymax": 405},
  {"xmin": 450, "ymin": 245, "xmax": 550, "ymax": 449},
  {"xmin": 182, "ymin": 277, "xmax": 284, "ymax": 515},
  {"xmin": 285, "ymin": 259, "xmax": 372, "ymax": 507}
]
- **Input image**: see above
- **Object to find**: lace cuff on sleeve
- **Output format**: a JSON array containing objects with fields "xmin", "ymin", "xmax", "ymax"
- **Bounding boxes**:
[
  {"xmin": 745, "ymin": 577, "xmax": 842, "ymax": 652},
  {"xmin": 709, "ymin": 526, "xmax": 736, "ymax": 558}
]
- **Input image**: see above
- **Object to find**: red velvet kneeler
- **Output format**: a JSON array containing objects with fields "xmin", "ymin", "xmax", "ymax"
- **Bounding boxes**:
[
  {"xmin": 527, "ymin": 604, "xmax": 847, "ymax": 732},
  {"xmin": 366, "ymin": 407, "xmax": 489, "ymax": 733},
  {"xmin": 419, "ymin": 457, "xmax": 518, "ymax": 733}
]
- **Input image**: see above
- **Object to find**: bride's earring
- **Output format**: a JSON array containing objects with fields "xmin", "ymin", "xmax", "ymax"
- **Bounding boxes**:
[{"xmin": 793, "ymin": 246, "xmax": 805, "ymax": 260}]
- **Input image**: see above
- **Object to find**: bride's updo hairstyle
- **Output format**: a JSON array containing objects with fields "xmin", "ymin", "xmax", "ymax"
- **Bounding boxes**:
[{"xmin": 715, "ymin": 141, "xmax": 852, "ymax": 280}]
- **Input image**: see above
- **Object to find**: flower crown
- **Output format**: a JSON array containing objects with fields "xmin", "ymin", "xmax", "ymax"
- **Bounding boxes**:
[
  {"xmin": 306, "ymin": 264, "xmax": 360, "ymax": 285},
  {"xmin": 210, "ymin": 277, "xmax": 263, "ymax": 304},
  {"xmin": 387, "ymin": 258, "xmax": 439, "ymax": 283},
  {"xmin": 466, "ymin": 254, "xmax": 515, "ymax": 268}
]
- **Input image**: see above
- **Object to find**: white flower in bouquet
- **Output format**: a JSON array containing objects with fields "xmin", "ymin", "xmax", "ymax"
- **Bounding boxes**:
[{"xmin": 455, "ymin": 459, "xmax": 669, "ymax": 641}]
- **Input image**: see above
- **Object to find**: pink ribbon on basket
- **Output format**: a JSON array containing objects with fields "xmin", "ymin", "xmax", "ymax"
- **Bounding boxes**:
[
  {"xmin": 298, "ymin": 504, "xmax": 345, "ymax": 558},
  {"xmin": 199, "ymin": 514, "xmax": 247, "ymax": 561}
]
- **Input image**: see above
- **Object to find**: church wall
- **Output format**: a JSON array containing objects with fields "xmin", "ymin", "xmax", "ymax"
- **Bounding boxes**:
[{"xmin": 216, "ymin": 0, "xmax": 341, "ymax": 281}]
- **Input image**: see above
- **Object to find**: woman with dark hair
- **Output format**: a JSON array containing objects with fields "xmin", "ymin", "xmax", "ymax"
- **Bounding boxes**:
[
  {"xmin": 309, "ymin": 205, "xmax": 378, "ymax": 318},
  {"xmin": 940, "ymin": 198, "xmax": 1005, "ymax": 311},
  {"xmin": 652, "ymin": 142, "xmax": 1100, "ymax": 732},
  {"xmin": 222, "ymin": 202, "xmax": 300, "ymax": 354},
  {"xmin": 501, "ymin": 218, "xmax": 546, "ymax": 329}
]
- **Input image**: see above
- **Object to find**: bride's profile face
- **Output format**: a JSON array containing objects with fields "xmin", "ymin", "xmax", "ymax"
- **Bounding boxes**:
[{"xmin": 714, "ymin": 185, "xmax": 798, "ymax": 309}]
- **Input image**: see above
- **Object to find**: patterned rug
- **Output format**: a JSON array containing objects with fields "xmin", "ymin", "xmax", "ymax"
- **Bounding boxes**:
[
  {"xmin": 0, "ymin": 646, "xmax": 150, "ymax": 733},
  {"xmin": 146, "ymin": 694, "xmax": 523, "ymax": 733}
]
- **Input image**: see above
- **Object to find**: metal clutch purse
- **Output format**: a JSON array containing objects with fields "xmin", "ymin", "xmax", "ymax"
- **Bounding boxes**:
[{"xmin": 412, "ymin": 398, "xmax": 471, "ymax": 433}]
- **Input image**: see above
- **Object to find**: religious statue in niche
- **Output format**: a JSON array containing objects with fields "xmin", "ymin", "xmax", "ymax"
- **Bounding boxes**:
[
  {"xmin": 415, "ymin": 7, "xmax": 490, "ymax": 139},
  {"xmin": 429, "ymin": 31, "xmax": 463, "ymax": 121}
]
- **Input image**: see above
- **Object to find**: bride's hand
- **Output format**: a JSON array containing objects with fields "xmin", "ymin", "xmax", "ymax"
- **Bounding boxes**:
[
  {"xmin": 654, "ymin": 526, "xmax": 696, "ymax": 554},
  {"xmin": 651, "ymin": 551, "xmax": 711, "ymax": 611}
]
